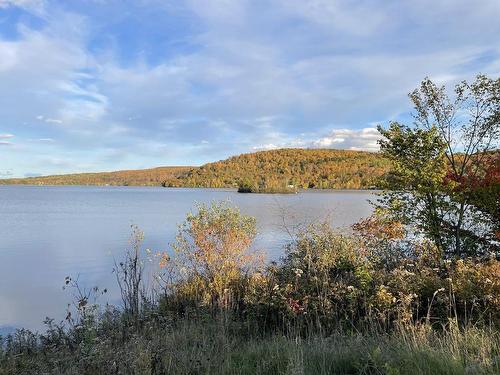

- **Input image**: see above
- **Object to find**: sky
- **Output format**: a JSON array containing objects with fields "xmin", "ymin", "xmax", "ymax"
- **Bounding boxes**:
[{"xmin": 0, "ymin": 0, "xmax": 499, "ymax": 178}]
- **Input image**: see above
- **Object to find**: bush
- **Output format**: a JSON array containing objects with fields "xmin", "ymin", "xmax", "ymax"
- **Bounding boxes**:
[
  {"xmin": 160, "ymin": 201, "xmax": 261, "ymax": 315},
  {"xmin": 244, "ymin": 216, "xmax": 500, "ymax": 333}
]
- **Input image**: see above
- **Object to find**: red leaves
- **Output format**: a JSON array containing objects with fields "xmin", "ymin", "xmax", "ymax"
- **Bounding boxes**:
[{"xmin": 443, "ymin": 154, "xmax": 500, "ymax": 193}]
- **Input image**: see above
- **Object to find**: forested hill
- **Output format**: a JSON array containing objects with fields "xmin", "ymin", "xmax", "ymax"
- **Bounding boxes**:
[
  {"xmin": 0, "ymin": 166, "xmax": 191, "ymax": 187},
  {"xmin": 0, "ymin": 149, "xmax": 391, "ymax": 189},
  {"xmin": 176, "ymin": 149, "xmax": 390, "ymax": 190}
]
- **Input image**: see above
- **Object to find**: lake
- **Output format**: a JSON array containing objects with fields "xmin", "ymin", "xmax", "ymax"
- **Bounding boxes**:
[{"xmin": 0, "ymin": 185, "xmax": 376, "ymax": 332}]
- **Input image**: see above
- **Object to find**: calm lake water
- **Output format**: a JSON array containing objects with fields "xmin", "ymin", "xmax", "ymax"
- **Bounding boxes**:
[{"xmin": 0, "ymin": 185, "xmax": 376, "ymax": 332}]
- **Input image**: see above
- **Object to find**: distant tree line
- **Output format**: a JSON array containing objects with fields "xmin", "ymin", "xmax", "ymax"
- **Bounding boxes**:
[
  {"xmin": 0, "ymin": 149, "xmax": 392, "ymax": 190},
  {"xmin": 0, "ymin": 167, "xmax": 191, "ymax": 187}
]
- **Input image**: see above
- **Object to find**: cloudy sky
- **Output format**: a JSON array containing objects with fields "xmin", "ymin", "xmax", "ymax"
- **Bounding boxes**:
[{"xmin": 0, "ymin": 0, "xmax": 499, "ymax": 177}]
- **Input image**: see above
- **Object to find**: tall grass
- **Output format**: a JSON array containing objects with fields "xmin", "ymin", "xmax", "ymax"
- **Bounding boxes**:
[{"xmin": 1, "ymin": 318, "xmax": 498, "ymax": 374}]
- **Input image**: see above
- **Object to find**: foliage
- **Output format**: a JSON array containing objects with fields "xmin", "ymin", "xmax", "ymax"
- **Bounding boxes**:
[
  {"xmin": 237, "ymin": 180, "xmax": 298, "ymax": 194},
  {"xmin": 0, "ymin": 148, "xmax": 392, "ymax": 190},
  {"xmin": 377, "ymin": 75, "xmax": 500, "ymax": 257},
  {"xmin": 245, "ymin": 219, "xmax": 500, "ymax": 333},
  {"xmin": 269, "ymin": 224, "xmax": 374, "ymax": 331},
  {"xmin": 377, "ymin": 123, "xmax": 451, "ymax": 251},
  {"xmin": 465, "ymin": 154, "xmax": 500, "ymax": 238},
  {"xmin": 162, "ymin": 201, "xmax": 261, "ymax": 313},
  {"xmin": 0, "ymin": 166, "xmax": 191, "ymax": 186},
  {"xmin": 181, "ymin": 148, "xmax": 391, "ymax": 190}
]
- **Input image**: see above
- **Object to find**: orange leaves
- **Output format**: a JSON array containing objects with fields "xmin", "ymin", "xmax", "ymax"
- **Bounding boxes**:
[
  {"xmin": 169, "ymin": 202, "xmax": 260, "ymax": 310},
  {"xmin": 352, "ymin": 213, "xmax": 405, "ymax": 242}
]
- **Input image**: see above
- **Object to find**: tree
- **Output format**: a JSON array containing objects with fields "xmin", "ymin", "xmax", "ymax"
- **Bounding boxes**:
[
  {"xmin": 378, "ymin": 75, "xmax": 500, "ymax": 257},
  {"xmin": 377, "ymin": 123, "xmax": 450, "ymax": 252}
]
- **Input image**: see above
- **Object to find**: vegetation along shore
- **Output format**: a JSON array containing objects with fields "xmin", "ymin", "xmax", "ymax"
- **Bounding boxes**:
[{"xmin": 0, "ymin": 76, "xmax": 499, "ymax": 374}]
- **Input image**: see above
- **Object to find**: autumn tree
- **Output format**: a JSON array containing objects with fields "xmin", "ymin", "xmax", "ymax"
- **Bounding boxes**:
[{"xmin": 378, "ymin": 75, "xmax": 500, "ymax": 257}]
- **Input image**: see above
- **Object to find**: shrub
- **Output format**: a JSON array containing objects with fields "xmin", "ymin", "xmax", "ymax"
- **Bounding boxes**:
[{"xmin": 161, "ymin": 201, "xmax": 262, "ymax": 315}]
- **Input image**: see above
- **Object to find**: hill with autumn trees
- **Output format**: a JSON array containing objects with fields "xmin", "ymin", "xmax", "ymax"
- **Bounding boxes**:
[
  {"xmin": 0, "ymin": 149, "xmax": 391, "ymax": 190},
  {"xmin": 0, "ymin": 166, "xmax": 191, "ymax": 187},
  {"xmin": 174, "ymin": 149, "xmax": 390, "ymax": 190}
]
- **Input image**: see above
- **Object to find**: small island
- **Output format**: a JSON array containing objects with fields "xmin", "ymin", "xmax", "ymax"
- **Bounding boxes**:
[{"xmin": 237, "ymin": 181, "xmax": 298, "ymax": 194}]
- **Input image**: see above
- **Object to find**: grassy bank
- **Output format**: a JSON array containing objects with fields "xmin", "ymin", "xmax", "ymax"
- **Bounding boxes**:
[{"xmin": 1, "ymin": 319, "xmax": 498, "ymax": 374}]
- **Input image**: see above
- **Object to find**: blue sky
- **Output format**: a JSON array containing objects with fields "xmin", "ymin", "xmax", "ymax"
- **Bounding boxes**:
[{"xmin": 0, "ymin": 0, "xmax": 499, "ymax": 177}]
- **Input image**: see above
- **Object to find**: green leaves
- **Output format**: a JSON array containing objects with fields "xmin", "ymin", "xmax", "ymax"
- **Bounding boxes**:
[
  {"xmin": 378, "ymin": 122, "xmax": 447, "ymax": 193},
  {"xmin": 377, "ymin": 74, "xmax": 500, "ymax": 257}
]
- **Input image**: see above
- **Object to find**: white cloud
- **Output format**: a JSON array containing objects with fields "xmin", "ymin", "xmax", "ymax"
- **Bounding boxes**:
[
  {"xmin": 0, "ymin": 133, "xmax": 14, "ymax": 146},
  {"xmin": 253, "ymin": 127, "xmax": 382, "ymax": 152},
  {"xmin": 0, "ymin": 0, "xmax": 45, "ymax": 13},
  {"xmin": 0, "ymin": 17, "xmax": 94, "ymax": 132},
  {"xmin": 252, "ymin": 143, "xmax": 278, "ymax": 151},
  {"xmin": 312, "ymin": 128, "xmax": 381, "ymax": 151},
  {"xmin": 277, "ymin": 0, "xmax": 388, "ymax": 36},
  {"xmin": 36, "ymin": 116, "xmax": 63, "ymax": 124}
]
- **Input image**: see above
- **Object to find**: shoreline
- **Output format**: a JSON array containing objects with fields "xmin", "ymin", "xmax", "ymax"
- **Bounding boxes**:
[{"xmin": 0, "ymin": 184, "xmax": 382, "ymax": 193}]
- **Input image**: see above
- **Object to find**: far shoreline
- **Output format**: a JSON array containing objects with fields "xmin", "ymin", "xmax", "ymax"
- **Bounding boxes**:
[{"xmin": 0, "ymin": 184, "xmax": 382, "ymax": 194}]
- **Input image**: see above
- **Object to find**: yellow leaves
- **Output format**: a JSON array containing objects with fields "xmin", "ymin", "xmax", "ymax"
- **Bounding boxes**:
[
  {"xmin": 374, "ymin": 285, "xmax": 396, "ymax": 310},
  {"xmin": 449, "ymin": 258, "xmax": 500, "ymax": 309}
]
